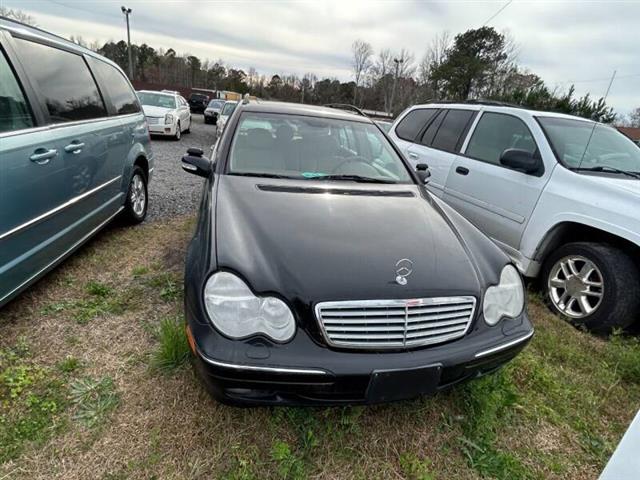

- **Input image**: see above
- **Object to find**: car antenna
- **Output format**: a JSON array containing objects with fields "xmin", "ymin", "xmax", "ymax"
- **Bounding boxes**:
[{"xmin": 576, "ymin": 70, "xmax": 616, "ymax": 170}]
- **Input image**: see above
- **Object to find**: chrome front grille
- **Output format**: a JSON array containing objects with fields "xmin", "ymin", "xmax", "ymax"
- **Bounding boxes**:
[
  {"xmin": 315, "ymin": 297, "xmax": 476, "ymax": 349},
  {"xmin": 146, "ymin": 116, "xmax": 161, "ymax": 125}
]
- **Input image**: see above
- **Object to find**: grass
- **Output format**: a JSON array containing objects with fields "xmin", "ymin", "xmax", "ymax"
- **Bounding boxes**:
[
  {"xmin": 69, "ymin": 376, "xmax": 119, "ymax": 428},
  {"xmin": 1, "ymin": 215, "xmax": 639, "ymax": 480},
  {"xmin": 151, "ymin": 316, "xmax": 191, "ymax": 371}
]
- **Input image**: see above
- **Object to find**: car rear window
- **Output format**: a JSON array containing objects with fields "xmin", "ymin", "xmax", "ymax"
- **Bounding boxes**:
[
  {"xmin": 88, "ymin": 57, "xmax": 140, "ymax": 115},
  {"xmin": 395, "ymin": 109, "xmax": 437, "ymax": 142},
  {"xmin": 13, "ymin": 39, "xmax": 107, "ymax": 123},
  {"xmin": 430, "ymin": 109, "xmax": 476, "ymax": 152}
]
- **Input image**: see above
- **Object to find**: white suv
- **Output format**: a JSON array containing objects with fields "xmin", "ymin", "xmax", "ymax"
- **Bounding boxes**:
[
  {"xmin": 137, "ymin": 90, "xmax": 192, "ymax": 140},
  {"xmin": 388, "ymin": 102, "xmax": 640, "ymax": 332}
]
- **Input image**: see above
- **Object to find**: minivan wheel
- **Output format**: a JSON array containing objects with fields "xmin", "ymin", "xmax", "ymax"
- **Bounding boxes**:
[
  {"xmin": 542, "ymin": 242, "xmax": 640, "ymax": 333},
  {"xmin": 122, "ymin": 166, "xmax": 148, "ymax": 224},
  {"xmin": 174, "ymin": 122, "xmax": 181, "ymax": 141}
]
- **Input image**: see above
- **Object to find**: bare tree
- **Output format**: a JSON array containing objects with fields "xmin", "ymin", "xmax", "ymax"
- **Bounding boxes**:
[
  {"xmin": 389, "ymin": 49, "xmax": 416, "ymax": 113},
  {"xmin": 351, "ymin": 39, "xmax": 373, "ymax": 105},
  {"xmin": 0, "ymin": 7, "xmax": 37, "ymax": 25},
  {"xmin": 419, "ymin": 31, "xmax": 451, "ymax": 100}
]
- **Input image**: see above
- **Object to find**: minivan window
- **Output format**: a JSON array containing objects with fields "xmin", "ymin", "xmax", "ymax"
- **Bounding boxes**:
[
  {"xmin": 395, "ymin": 108, "xmax": 437, "ymax": 141},
  {"xmin": 466, "ymin": 112, "xmax": 537, "ymax": 165},
  {"xmin": 430, "ymin": 109, "xmax": 475, "ymax": 152},
  {"xmin": 87, "ymin": 57, "xmax": 140, "ymax": 115},
  {"xmin": 0, "ymin": 49, "xmax": 34, "ymax": 133},
  {"xmin": 13, "ymin": 39, "xmax": 107, "ymax": 123}
]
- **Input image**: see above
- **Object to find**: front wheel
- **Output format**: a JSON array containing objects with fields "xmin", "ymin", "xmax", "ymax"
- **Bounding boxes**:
[
  {"xmin": 542, "ymin": 242, "xmax": 640, "ymax": 333},
  {"xmin": 174, "ymin": 122, "xmax": 181, "ymax": 141},
  {"xmin": 122, "ymin": 166, "xmax": 148, "ymax": 224}
]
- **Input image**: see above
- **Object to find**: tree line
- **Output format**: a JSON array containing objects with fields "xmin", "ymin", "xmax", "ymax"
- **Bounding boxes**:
[{"xmin": 90, "ymin": 27, "xmax": 620, "ymax": 123}]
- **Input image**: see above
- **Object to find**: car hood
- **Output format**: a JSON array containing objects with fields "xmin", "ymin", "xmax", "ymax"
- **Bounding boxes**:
[
  {"xmin": 142, "ymin": 105, "xmax": 172, "ymax": 117},
  {"xmin": 593, "ymin": 175, "xmax": 640, "ymax": 198},
  {"xmin": 215, "ymin": 176, "xmax": 486, "ymax": 304}
]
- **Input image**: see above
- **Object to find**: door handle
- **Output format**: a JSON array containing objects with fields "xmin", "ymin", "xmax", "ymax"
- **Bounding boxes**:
[
  {"xmin": 408, "ymin": 152, "xmax": 419, "ymax": 159},
  {"xmin": 64, "ymin": 142, "xmax": 85, "ymax": 153},
  {"xmin": 30, "ymin": 148, "xmax": 58, "ymax": 165},
  {"xmin": 456, "ymin": 166, "xmax": 470, "ymax": 175}
]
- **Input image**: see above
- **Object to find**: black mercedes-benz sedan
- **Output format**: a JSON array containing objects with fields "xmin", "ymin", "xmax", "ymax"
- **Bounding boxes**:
[{"xmin": 180, "ymin": 100, "xmax": 533, "ymax": 406}]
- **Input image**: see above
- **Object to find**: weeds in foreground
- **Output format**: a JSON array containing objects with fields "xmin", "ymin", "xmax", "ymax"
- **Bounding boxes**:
[
  {"xmin": 0, "ymin": 342, "xmax": 67, "ymax": 462},
  {"xmin": 70, "ymin": 376, "xmax": 119, "ymax": 427},
  {"xmin": 151, "ymin": 317, "xmax": 190, "ymax": 371}
]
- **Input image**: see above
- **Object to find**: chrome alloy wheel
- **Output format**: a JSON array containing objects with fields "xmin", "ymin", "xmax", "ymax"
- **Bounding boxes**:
[
  {"xmin": 548, "ymin": 255, "xmax": 604, "ymax": 319},
  {"xmin": 130, "ymin": 173, "xmax": 146, "ymax": 217}
]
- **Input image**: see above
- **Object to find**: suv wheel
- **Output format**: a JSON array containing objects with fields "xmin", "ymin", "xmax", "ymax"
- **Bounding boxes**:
[
  {"xmin": 542, "ymin": 242, "xmax": 640, "ymax": 332},
  {"xmin": 122, "ymin": 166, "xmax": 148, "ymax": 224},
  {"xmin": 174, "ymin": 122, "xmax": 181, "ymax": 141}
]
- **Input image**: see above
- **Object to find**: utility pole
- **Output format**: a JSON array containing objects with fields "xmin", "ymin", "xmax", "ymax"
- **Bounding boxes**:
[
  {"xmin": 121, "ymin": 6, "xmax": 133, "ymax": 79},
  {"xmin": 389, "ymin": 57, "xmax": 404, "ymax": 115}
]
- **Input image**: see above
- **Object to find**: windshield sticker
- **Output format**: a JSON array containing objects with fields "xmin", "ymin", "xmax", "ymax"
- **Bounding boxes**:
[{"xmin": 302, "ymin": 172, "xmax": 328, "ymax": 178}]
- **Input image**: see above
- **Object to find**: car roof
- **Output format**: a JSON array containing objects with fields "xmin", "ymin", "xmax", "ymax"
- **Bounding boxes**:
[
  {"xmin": 409, "ymin": 102, "xmax": 595, "ymax": 124},
  {"xmin": 138, "ymin": 90, "xmax": 175, "ymax": 97},
  {"xmin": 240, "ymin": 101, "xmax": 373, "ymax": 124},
  {"xmin": 0, "ymin": 16, "xmax": 126, "ymax": 74}
]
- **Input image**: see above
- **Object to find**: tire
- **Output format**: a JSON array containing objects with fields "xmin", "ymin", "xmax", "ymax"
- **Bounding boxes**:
[
  {"xmin": 541, "ymin": 242, "xmax": 640, "ymax": 333},
  {"xmin": 122, "ymin": 166, "xmax": 148, "ymax": 224},
  {"xmin": 174, "ymin": 122, "xmax": 181, "ymax": 141}
]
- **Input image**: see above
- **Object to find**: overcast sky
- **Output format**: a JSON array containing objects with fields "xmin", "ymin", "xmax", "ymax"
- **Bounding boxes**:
[{"xmin": 5, "ymin": 0, "xmax": 639, "ymax": 116}]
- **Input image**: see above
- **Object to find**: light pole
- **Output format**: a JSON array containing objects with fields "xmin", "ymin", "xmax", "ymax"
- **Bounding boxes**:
[
  {"xmin": 389, "ymin": 57, "xmax": 404, "ymax": 115},
  {"xmin": 121, "ymin": 6, "xmax": 133, "ymax": 79}
]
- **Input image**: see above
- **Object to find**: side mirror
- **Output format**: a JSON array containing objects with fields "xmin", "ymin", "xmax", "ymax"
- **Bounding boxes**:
[
  {"xmin": 416, "ymin": 163, "xmax": 431, "ymax": 184},
  {"xmin": 182, "ymin": 148, "xmax": 212, "ymax": 178},
  {"xmin": 500, "ymin": 149, "xmax": 540, "ymax": 174}
]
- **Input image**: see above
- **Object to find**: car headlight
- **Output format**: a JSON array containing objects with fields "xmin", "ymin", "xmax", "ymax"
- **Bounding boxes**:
[
  {"xmin": 165, "ymin": 113, "xmax": 174, "ymax": 124},
  {"xmin": 203, "ymin": 272, "xmax": 295, "ymax": 342},
  {"xmin": 483, "ymin": 265, "xmax": 525, "ymax": 326}
]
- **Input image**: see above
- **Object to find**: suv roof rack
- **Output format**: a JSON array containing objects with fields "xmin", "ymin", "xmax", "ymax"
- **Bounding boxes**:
[
  {"xmin": 323, "ymin": 104, "xmax": 367, "ymax": 117},
  {"xmin": 429, "ymin": 99, "xmax": 526, "ymax": 109}
]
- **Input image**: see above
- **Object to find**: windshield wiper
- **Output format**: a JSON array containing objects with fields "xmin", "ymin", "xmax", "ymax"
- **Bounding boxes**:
[
  {"xmin": 229, "ymin": 172, "xmax": 296, "ymax": 179},
  {"xmin": 573, "ymin": 166, "xmax": 640, "ymax": 179},
  {"xmin": 312, "ymin": 174, "xmax": 397, "ymax": 184}
]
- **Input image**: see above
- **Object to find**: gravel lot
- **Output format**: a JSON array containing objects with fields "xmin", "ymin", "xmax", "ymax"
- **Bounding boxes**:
[{"xmin": 147, "ymin": 113, "xmax": 215, "ymax": 221}]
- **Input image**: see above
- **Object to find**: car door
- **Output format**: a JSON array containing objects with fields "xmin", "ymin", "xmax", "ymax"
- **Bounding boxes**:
[
  {"xmin": 86, "ymin": 55, "xmax": 143, "ymax": 196},
  {"xmin": 10, "ymin": 37, "xmax": 123, "ymax": 231},
  {"xmin": 443, "ymin": 111, "xmax": 550, "ymax": 251},
  {"xmin": 0, "ymin": 39, "xmax": 94, "ymax": 305},
  {"xmin": 406, "ymin": 108, "xmax": 477, "ymax": 197}
]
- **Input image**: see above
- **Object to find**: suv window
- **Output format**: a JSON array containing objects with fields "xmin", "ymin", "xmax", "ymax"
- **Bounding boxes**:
[
  {"xmin": 87, "ymin": 57, "xmax": 140, "ymax": 115},
  {"xmin": 430, "ymin": 109, "xmax": 475, "ymax": 152},
  {"xmin": 0, "ymin": 49, "xmax": 34, "ymax": 133},
  {"xmin": 395, "ymin": 108, "xmax": 437, "ymax": 142},
  {"xmin": 466, "ymin": 112, "xmax": 537, "ymax": 165},
  {"xmin": 13, "ymin": 39, "xmax": 106, "ymax": 123}
]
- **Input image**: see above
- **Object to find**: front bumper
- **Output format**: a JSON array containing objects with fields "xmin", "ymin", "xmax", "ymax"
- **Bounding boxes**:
[
  {"xmin": 148, "ymin": 122, "xmax": 176, "ymax": 136},
  {"xmin": 186, "ymin": 302, "xmax": 534, "ymax": 406}
]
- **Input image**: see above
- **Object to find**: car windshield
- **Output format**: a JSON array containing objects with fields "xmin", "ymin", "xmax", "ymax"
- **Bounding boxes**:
[
  {"xmin": 208, "ymin": 100, "xmax": 224, "ymax": 109},
  {"xmin": 137, "ymin": 92, "xmax": 176, "ymax": 109},
  {"xmin": 227, "ymin": 112, "xmax": 413, "ymax": 183},
  {"xmin": 538, "ymin": 117, "xmax": 640, "ymax": 173},
  {"xmin": 222, "ymin": 102, "xmax": 238, "ymax": 116}
]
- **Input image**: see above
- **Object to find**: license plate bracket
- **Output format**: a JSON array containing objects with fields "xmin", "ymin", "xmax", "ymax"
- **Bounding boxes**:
[{"xmin": 366, "ymin": 364, "xmax": 442, "ymax": 403}]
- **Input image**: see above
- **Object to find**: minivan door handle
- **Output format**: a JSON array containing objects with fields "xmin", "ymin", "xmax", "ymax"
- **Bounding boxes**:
[
  {"xmin": 456, "ymin": 166, "xmax": 470, "ymax": 175},
  {"xmin": 30, "ymin": 148, "xmax": 58, "ymax": 165},
  {"xmin": 64, "ymin": 141, "xmax": 85, "ymax": 154}
]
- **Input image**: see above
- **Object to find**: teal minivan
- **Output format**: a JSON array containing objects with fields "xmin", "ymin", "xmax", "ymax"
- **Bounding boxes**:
[{"xmin": 0, "ymin": 18, "xmax": 153, "ymax": 307}]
